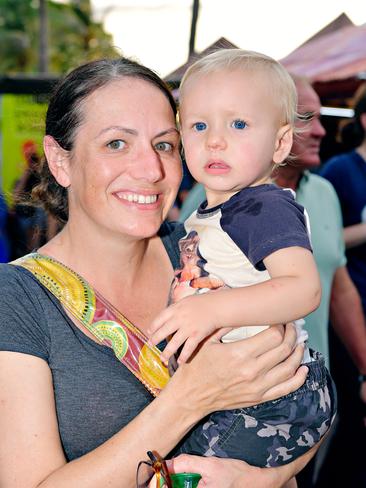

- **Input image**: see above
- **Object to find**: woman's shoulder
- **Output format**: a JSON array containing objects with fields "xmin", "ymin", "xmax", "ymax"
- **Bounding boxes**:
[
  {"xmin": 0, "ymin": 261, "xmax": 37, "ymax": 289},
  {"xmin": 0, "ymin": 262, "xmax": 51, "ymax": 360}
]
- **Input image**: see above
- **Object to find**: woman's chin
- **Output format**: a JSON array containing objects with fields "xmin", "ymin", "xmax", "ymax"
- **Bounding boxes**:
[{"xmin": 119, "ymin": 218, "xmax": 163, "ymax": 240}]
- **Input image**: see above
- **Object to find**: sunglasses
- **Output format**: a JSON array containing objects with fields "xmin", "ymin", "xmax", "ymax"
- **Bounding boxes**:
[{"xmin": 136, "ymin": 450, "xmax": 173, "ymax": 488}]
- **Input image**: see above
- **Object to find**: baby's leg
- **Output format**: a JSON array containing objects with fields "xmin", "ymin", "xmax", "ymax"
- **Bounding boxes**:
[
  {"xmin": 174, "ymin": 353, "xmax": 336, "ymax": 469},
  {"xmin": 282, "ymin": 477, "xmax": 297, "ymax": 488}
]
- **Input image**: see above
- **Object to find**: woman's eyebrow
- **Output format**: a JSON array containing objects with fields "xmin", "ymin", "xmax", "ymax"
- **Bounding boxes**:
[
  {"xmin": 97, "ymin": 126, "xmax": 138, "ymax": 137},
  {"xmin": 96, "ymin": 126, "xmax": 179, "ymax": 138},
  {"xmin": 154, "ymin": 127, "xmax": 179, "ymax": 138}
]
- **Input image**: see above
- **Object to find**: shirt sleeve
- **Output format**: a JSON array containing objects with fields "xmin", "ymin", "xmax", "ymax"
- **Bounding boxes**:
[
  {"xmin": 0, "ymin": 264, "xmax": 50, "ymax": 360},
  {"xmin": 220, "ymin": 187, "xmax": 312, "ymax": 270}
]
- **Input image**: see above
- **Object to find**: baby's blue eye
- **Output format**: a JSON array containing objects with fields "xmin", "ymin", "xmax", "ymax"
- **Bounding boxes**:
[
  {"xmin": 107, "ymin": 139, "xmax": 126, "ymax": 150},
  {"xmin": 193, "ymin": 122, "xmax": 207, "ymax": 131},
  {"xmin": 231, "ymin": 119, "xmax": 247, "ymax": 130}
]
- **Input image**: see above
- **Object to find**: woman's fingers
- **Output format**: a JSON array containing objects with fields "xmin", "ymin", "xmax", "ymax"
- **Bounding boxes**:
[
  {"xmin": 257, "ymin": 342, "xmax": 307, "ymax": 400},
  {"xmin": 231, "ymin": 323, "xmax": 295, "ymax": 360},
  {"xmin": 262, "ymin": 363, "xmax": 309, "ymax": 403},
  {"xmin": 169, "ymin": 454, "xmax": 267, "ymax": 488},
  {"xmin": 253, "ymin": 331, "xmax": 302, "ymax": 378},
  {"xmin": 169, "ymin": 453, "xmax": 202, "ymax": 474}
]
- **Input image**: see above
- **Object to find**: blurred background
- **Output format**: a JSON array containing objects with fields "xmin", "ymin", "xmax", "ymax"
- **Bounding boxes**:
[
  {"xmin": 0, "ymin": 0, "xmax": 366, "ymax": 256},
  {"xmin": 1, "ymin": 4, "xmax": 366, "ymax": 488}
]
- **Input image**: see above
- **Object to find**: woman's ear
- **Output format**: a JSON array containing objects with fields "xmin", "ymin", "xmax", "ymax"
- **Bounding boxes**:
[
  {"xmin": 273, "ymin": 124, "xmax": 293, "ymax": 165},
  {"xmin": 43, "ymin": 135, "xmax": 71, "ymax": 188}
]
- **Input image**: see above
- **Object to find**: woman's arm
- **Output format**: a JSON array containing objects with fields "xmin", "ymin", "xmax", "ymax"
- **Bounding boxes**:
[{"xmin": 0, "ymin": 325, "xmax": 307, "ymax": 488}]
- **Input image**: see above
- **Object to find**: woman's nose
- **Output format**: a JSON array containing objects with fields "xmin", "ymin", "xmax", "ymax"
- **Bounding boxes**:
[{"xmin": 131, "ymin": 147, "xmax": 164, "ymax": 182}]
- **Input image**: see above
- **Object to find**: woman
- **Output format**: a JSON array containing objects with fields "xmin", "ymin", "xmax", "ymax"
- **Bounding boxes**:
[{"xmin": 0, "ymin": 58, "xmax": 313, "ymax": 487}]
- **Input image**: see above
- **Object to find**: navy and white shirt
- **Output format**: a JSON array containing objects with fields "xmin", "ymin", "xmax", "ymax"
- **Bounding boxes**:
[{"xmin": 172, "ymin": 184, "xmax": 312, "ymax": 343}]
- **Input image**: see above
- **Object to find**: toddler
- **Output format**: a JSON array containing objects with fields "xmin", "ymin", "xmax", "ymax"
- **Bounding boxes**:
[{"xmin": 148, "ymin": 49, "xmax": 336, "ymax": 469}]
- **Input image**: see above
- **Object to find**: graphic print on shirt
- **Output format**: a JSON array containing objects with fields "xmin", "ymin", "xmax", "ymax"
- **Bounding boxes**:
[{"xmin": 171, "ymin": 230, "xmax": 225, "ymax": 303}]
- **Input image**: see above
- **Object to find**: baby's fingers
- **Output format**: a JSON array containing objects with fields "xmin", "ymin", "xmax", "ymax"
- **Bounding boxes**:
[
  {"xmin": 149, "ymin": 321, "xmax": 178, "ymax": 347},
  {"xmin": 148, "ymin": 309, "xmax": 172, "ymax": 336},
  {"xmin": 161, "ymin": 331, "xmax": 189, "ymax": 364},
  {"xmin": 177, "ymin": 337, "xmax": 201, "ymax": 364}
]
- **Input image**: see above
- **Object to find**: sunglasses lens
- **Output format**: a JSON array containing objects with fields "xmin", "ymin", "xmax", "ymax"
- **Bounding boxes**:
[{"xmin": 136, "ymin": 461, "xmax": 155, "ymax": 487}]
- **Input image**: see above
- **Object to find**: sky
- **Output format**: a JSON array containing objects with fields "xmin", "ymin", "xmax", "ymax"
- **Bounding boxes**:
[{"xmin": 90, "ymin": 0, "xmax": 366, "ymax": 78}]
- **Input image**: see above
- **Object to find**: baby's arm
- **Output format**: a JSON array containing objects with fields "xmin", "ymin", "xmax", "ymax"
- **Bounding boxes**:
[{"xmin": 149, "ymin": 246, "xmax": 321, "ymax": 364}]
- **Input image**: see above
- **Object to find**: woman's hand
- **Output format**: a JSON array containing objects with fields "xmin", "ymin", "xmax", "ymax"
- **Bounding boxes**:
[
  {"xmin": 167, "ymin": 323, "xmax": 308, "ymax": 417},
  {"xmin": 168, "ymin": 444, "xmax": 319, "ymax": 488},
  {"xmin": 169, "ymin": 455, "xmax": 263, "ymax": 487}
]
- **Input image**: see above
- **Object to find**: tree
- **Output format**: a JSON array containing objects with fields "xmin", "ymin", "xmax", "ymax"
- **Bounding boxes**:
[
  {"xmin": 189, "ymin": 0, "xmax": 200, "ymax": 57},
  {"xmin": 0, "ymin": 0, "xmax": 120, "ymax": 74}
]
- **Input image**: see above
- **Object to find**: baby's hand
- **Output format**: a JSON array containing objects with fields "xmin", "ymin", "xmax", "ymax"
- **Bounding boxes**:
[{"xmin": 148, "ymin": 294, "xmax": 218, "ymax": 365}]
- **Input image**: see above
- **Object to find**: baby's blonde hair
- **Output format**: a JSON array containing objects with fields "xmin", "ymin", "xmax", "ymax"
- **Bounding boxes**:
[{"xmin": 180, "ymin": 48, "xmax": 298, "ymax": 129}]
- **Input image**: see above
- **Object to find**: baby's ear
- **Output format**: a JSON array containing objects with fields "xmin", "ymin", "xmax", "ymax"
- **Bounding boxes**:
[
  {"xmin": 43, "ymin": 135, "xmax": 71, "ymax": 188},
  {"xmin": 273, "ymin": 124, "xmax": 293, "ymax": 165}
]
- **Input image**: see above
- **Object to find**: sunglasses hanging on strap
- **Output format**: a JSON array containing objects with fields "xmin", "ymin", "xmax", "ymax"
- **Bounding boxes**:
[{"xmin": 12, "ymin": 252, "xmax": 170, "ymax": 397}]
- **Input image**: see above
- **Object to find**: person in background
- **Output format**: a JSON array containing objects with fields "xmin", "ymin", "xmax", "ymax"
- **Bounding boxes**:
[
  {"xmin": 275, "ymin": 75, "xmax": 366, "ymax": 488},
  {"xmin": 9, "ymin": 140, "xmax": 49, "ymax": 258},
  {"xmin": 0, "ymin": 57, "xmax": 314, "ymax": 488},
  {"xmin": 321, "ymin": 84, "xmax": 366, "ymax": 316},
  {"xmin": 178, "ymin": 180, "xmax": 206, "ymax": 223},
  {"xmin": 318, "ymin": 84, "xmax": 366, "ymax": 487},
  {"xmin": 0, "ymin": 191, "xmax": 10, "ymax": 262}
]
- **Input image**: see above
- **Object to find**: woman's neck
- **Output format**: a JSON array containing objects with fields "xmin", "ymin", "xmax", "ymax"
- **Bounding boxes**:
[
  {"xmin": 39, "ymin": 219, "xmax": 174, "ymax": 334},
  {"xmin": 39, "ymin": 219, "xmax": 153, "ymax": 293}
]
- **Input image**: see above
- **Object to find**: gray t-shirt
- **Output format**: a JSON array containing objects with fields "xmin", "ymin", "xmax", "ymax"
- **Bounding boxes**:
[{"xmin": 0, "ymin": 221, "xmax": 184, "ymax": 461}]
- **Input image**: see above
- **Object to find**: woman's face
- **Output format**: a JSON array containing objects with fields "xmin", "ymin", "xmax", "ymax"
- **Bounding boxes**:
[{"xmin": 64, "ymin": 77, "xmax": 182, "ymax": 239}]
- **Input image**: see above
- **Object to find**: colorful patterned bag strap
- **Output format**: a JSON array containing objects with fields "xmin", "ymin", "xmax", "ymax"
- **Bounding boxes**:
[{"xmin": 12, "ymin": 252, "xmax": 169, "ymax": 397}]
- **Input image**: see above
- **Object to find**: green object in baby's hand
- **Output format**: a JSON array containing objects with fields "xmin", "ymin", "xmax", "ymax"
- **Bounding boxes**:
[{"xmin": 161, "ymin": 472, "xmax": 201, "ymax": 487}]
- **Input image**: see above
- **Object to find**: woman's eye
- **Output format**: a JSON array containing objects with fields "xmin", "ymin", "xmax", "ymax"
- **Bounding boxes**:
[
  {"xmin": 231, "ymin": 119, "xmax": 247, "ymax": 130},
  {"xmin": 155, "ymin": 142, "xmax": 173, "ymax": 152},
  {"xmin": 107, "ymin": 139, "xmax": 126, "ymax": 150},
  {"xmin": 193, "ymin": 122, "xmax": 207, "ymax": 132}
]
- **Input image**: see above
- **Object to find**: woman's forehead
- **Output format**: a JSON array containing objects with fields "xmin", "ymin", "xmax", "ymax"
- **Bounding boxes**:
[
  {"xmin": 74, "ymin": 78, "xmax": 176, "ymax": 138},
  {"xmin": 87, "ymin": 77, "xmax": 166, "ymax": 105},
  {"xmin": 78, "ymin": 78, "xmax": 173, "ymax": 124}
]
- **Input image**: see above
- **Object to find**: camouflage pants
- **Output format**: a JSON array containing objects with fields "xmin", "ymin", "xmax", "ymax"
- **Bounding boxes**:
[{"xmin": 175, "ymin": 350, "xmax": 337, "ymax": 467}]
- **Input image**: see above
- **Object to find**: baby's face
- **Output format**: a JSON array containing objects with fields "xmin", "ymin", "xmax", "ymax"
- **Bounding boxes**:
[{"xmin": 179, "ymin": 69, "xmax": 291, "ymax": 207}]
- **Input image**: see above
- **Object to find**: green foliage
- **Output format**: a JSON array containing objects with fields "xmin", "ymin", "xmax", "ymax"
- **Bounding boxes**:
[{"xmin": 0, "ymin": 0, "xmax": 120, "ymax": 74}]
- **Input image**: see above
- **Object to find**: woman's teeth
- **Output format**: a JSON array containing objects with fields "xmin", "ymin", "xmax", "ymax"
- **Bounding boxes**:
[{"xmin": 120, "ymin": 193, "xmax": 158, "ymax": 204}]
